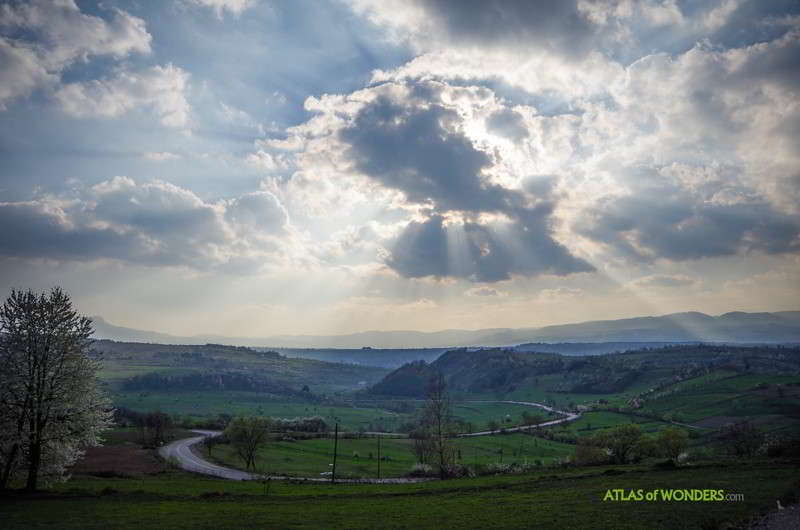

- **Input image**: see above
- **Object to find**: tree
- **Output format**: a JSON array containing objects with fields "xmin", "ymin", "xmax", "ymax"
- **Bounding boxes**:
[
  {"xmin": 521, "ymin": 411, "xmax": 542, "ymax": 426},
  {"xmin": 0, "ymin": 287, "xmax": 112, "ymax": 490},
  {"xmin": 594, "ymin": 424, "xmax": 644, "ymax": 464},
  {"xmin": 658, "ymin": 427, "xmax": 689, "ymax": 463},
  {"xmin": 224, "ymin": 417, "xmax": 271, "ymax": 471},
  {"xmin": 574, "ymin": 436, "xmax": 608, "ymax": 466},
  {"xmin": 202, "ymin": 434, "xmax": 221, "ymax": 458},
  {"xmin": 143, "ymin": 411, "xmax": 172, "ymax": 448},
  {"xmin": 718, "ymin": 421, "xmax": 764, "ymax": 457},
  {"xmin": 419, "ymin": 372, "xmax": 456, "ymax": 479}
]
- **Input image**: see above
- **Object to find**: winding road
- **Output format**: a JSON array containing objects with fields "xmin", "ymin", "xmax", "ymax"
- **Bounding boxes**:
[
  {"xmin": 159, "ymin": 430, "xmax": 253, "ymax": 480},
  {"xmin": 458, "ymin": 400, "xmax": 580, "ymax": 437},
  {"xmin": 159, "ymin": 400, "xmax": 580, "ymax": 482}
]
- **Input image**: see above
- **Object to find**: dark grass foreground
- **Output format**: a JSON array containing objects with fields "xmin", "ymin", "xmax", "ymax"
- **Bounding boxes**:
[{"xmin": 2, "ymin": 459, "xmax": 798, "ymax": 529}]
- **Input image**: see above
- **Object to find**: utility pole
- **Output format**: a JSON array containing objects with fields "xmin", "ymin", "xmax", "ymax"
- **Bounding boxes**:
[
  {"xmin": 377, "ymin": 435, "xmax": 381, "ymax": 480},
  {"xmin": 331, "ymin": 422, "xmax": 339, "ymax": 484}
]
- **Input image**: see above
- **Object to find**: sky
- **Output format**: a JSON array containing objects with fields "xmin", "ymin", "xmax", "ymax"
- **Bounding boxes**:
[{"xmin": 0, "ymin": 0, "xmax": 798, "ymax": 337}]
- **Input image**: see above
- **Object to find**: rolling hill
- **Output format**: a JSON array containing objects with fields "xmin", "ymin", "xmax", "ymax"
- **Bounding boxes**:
[{"xmin": 92, "ymin": 311, "xmax": 800, "ymax": 348}]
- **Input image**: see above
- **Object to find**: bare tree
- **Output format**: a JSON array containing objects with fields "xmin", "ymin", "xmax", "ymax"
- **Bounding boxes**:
[
  {"xmin": 411, "ymin": 432, "xmax": 435, "ymax": 465},
  {"xmin": 224, "ymin": 417, "xmax": 271, "ymax": 471},
  {"xmin": 144, "ymin": 411, "xmax": 172, "ymax": 448},
  {"xmin": 0, "ymin": 287, "xmax": 112, "ymax": 490},
  {"xmin": 420, "ymin": 372, "xmax": 456, "ymax": 479}
]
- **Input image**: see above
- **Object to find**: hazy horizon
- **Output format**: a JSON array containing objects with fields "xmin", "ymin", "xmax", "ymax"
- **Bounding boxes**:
[{"xmin": 1, "ymin": 1, "xmax": 799, "ymax": 337}]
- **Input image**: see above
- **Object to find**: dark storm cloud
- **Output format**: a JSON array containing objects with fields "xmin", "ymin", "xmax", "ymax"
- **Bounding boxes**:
[
  {"xmin": 413, "ymin": 0, "xmax": 595, "ymax": 58},
  {"xmin": 388, "ymin": 210, "xmax": 594, "ymax": 282},
  {"xmin": 339, "ymin": 85, "xmax": 593, "ymax": 281},
  {"xmin": 579, "ymin": 192, "xmax": 800, "ymax": 262},
  {"xmin": 340, "ymin": 95, "xmax": 514, "ymax": 213}
]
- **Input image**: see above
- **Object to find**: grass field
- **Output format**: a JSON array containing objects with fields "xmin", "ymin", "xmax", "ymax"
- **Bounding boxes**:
[
  {"xmin": 450, "ymin": 401, "xmax": 559, "ymax": 430},
  {"xmin": 111, "ymin": 393, "xmax": 570, "ymax": 433},
  {"xmin": 640, "ymin": 374, "xmax": 800, "ymax": 430},
  {"xmin": 204, "ymin": 432, "xmax": 575, "ymax": 478},
  {"xmin": 3, "ymin": 460, "xmax": 798, "ymax": 529},
  {"xmin": 564, "ymin": 411, "xmax": 675, "ymax": 437},
  {"xmin": 112, "ymin": 392, "xmax": 410, "ymax": 431}
]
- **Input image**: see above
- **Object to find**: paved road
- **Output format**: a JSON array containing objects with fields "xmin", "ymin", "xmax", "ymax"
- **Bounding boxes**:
[
  {"xmin": 159, "ymin": 430, "xmax": 431, "ymax": 483},
  {"xmin": 160, "ymin": 400, "xmax": 580, "ymax": 481},
  {"xmin": 160, "ymin": 430, "xmax": 254, "ymax": 480},
  {"xmin": 458, "ymin": 400, "xmax": 580, "ymax": 437}
]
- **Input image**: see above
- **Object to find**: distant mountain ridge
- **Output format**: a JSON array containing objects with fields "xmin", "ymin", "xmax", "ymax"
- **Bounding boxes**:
[{"xmin": 90, "ymin": 310, "xmax": 800, "ymax": 348}]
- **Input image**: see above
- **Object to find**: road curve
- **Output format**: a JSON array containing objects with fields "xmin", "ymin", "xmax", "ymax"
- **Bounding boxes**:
[
  {"xmin": 160, "ymin": 400, "xmax": 580, "ymax": 481},
  {"xmin": 160, "ymin": 430, "xmax": 254, "ymax": 480},
  {"xmin": 457, "ymin": 400, "xmax": 580, "ymax": 437},
  {"xmin": 159, "ymin": 430, "xmax": 430, "ymax": 483}
]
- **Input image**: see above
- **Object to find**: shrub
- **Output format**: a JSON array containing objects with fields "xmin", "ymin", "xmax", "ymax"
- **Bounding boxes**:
[{"xmin": 575, "ymin": 437, "xmax": 609, "ymax": 466}]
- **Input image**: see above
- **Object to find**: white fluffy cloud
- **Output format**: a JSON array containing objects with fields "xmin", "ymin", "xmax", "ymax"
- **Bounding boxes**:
[
  {"xmin": 54, "ymin": 64, "xmax": 191, "ymax": 128},
  {"xmin": 0, "ymin": 177, "xmax": 296, "ymax": 273},
  {"xmin": 186, "ymin": 0, "xmax": 257, "ymax": 18},
  {"xmin": 143, "ymin": 151, "xmax": 181, "ymax": 162},
  {"xmin": 0, "ymin": 38, "xmax": 52, "ymax": 110},
  {"xmin": 0, "ymin": 0, "xmax": 151, "ymax": 108}
]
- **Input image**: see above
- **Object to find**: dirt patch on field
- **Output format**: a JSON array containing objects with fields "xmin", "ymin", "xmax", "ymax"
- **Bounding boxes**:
[{"xmin": 70, "ymin": 445, "xmax": 164, "ymax": 477}]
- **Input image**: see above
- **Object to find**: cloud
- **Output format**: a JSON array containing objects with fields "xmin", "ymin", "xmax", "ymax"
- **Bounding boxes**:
[
  {"xmin": 352, "ymin": 0, "xmax": 597, "ymax": 59},
  {"xmin": 575, "ymin": 168, "xmax": 800, "ymax": 262},
  {"xmin": 387, "ymin": 213, "xmax": 593, "ymax": 282},
  {"xmin": 143, "ymin": 151, "xmax": 181, "ymax": 162},
  {"xmin": 465, "ymin": 285, "xmax": 507, "ymax": 297},
  {"xmin": 251, "ymin": 11, "xmax": 800, "ymax": 282},
  {"xmin": 567, "ymin": 31, "xmax": 800, "ymax": 263},
  {"xmin": 630, "ymin": 274, "xmax": 697, "ymax": 289},
  {"xmin": 538, "ymin": 287, "xmax": 583, "ymax": 300},
  {"xmin": 54, "ymin": 64, "xmax": 191, "ymax": 128},
  {"xmin": 292, "ymin": 79, "xmax": 593, "ymax": 281},
  {"xmin": 186, "ymin": 0, "xmax": 257, "ymax": 18},
  {"xmin": 0, "ymin": 0, "xmax": 151, "ymax": 108},
  {"xmin": 0, "ymin": 177, "xmax": 293, "ymax": 272},
  {"xmin": 417, "ymin": 0, "xmax": 596, "ymax": 56},
  {"xmin": 486, "ymin": 108, "xmax": 528, "ymax": 142},
  {"xmin": 0, "ymin": 38, "xmax": 52, "ymax": 110},
  {"xmin": 224, "ymin": 191, "xmax": 289, "ymax": 236},
  {"xmin": 339, "ymin": 94, "xmax": 510, "ymax": 213}
]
